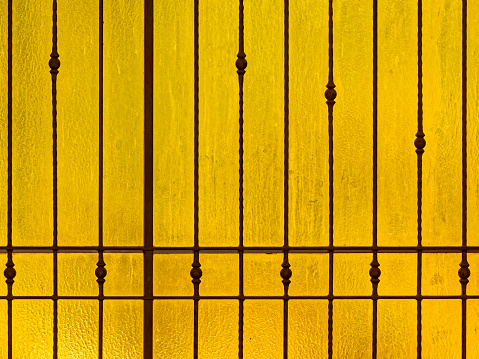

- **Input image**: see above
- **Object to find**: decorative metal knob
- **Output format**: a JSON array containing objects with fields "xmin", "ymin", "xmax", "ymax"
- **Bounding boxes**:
[
  {"xmin": 415, "ymin": 131, "xmax": 426, "ymax": 154},
  {"xmin": 190, "ymin": 259, "xmax": 202, "ymax": 285},
  {"xmin": 95, "ymin": 259, "xmax": 107, "ymax": 285},
  {"xmin": 4, "ymin": 259, "xmax": 16, "ymax": 285},
  {"xmin": 369, "ymin": 258, "xmax": 381, "ymax": 285},
  {"xmin": 458, "ymin": 260, "xmax": 470, "ymax": 285}
]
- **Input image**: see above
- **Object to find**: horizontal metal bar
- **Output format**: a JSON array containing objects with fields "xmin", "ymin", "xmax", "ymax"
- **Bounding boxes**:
[
  {"xmin": 0, "ymin": 295, "xmax": 476, "ymax": 300},
  {"xmin": 2, "ymin": 245, "xmax": 479, "ymax": 253}
]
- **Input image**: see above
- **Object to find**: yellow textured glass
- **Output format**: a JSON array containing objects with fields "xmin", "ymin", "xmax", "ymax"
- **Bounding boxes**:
[
  {"xmin": 378, "ymin": 300, "xmax": 416, "ymax": 358},
  {"xmin": 200, "ymin": 254, "xmax": 238, "ymax": 296},
  {"xmin": 378, "ymin": 253, "xmax": 416, "ymax": 296},
  {"xmin": 468, "ymin": 0, "xmax": 479, "ymax": 247},
  {"xmin": 289, "ymin": 0, "xmax": 329, "ymax": 247},
  {"xmin": 422, "ymin": 300, "xmax": 461, "ymax": 358},
  {"xmin": 154, "ymin": 300, "xmax": 193, "ymax": 358},
  {"xmin": 289, "ymin": 300, "xmax": 328, "ymax": 358},
  {"xmin": 154, "ymin": 0, "xmax": 194, "ymax": 247},
  {"xmin": 58, "ymin": 300, "xmax": 98, "ymax": 359},
  {"xmin": 377, "ymin": 0, "xmax": 417, "ymax": 246},
  {"xmin": 422, "ymin": 253, "xmax": 461, "ymax": 296},
  {"xmin": 244, "ymin": 300, "xmax": 283, "ymax": 358},
  {"xmin": 422, "ymin": 0, "xmax": 462, "ymax": 246},
  {"xmin": 467, "ymin": 254, "xmax": 479, "ymax": 295},
  {"xmin": 58, "ymin": 253, "xmax": 98, "ymax": 296},
  {"xmin": 12, "ymin": 0, "xmax": 52, "ymax": 246},
  {"xmin": 0, "ymin": 0, "xmax": 6, "ymax": 248},
  {"xmin": 13, "ymin": 253, "xmax": 53, "ymax": 296},
  {"xmin": 13, "ymin": 300, "xmax": 52, "ymax": 358},
  {"xmin": 333, "ymin": 300, "xmax": 372, "ymax": 359},
  {"xmin": 468, "ymin": 300, "xmax": 479, "ymax": 357},
  {"xmin": 57, "ymin": 0, "xmax": 99, "ymax": 246},
  {"xmin": 153, "ymin": 254, "xmax": 192, "ymax": 296},
  {"xmin": 288, "ymin": 253, "xmax": 328, "ymax": 296},
  {"xmin": 103, "ymin": 253, "xmax": 144, "ymax": 296},
  {"xmin": 0, "ymin": 301, "xmax": 6, "ymax": 359},
  {"xmin": 104, "ymin": 301, "xmax": 143, "ymax": 359},
  {"xmin": 199, "ymin": 0, "xmax": 238, "ymax": 247},
  {"xmin": 244, "ymin": 253, "xmax": 283, "ymax": 296},
  {"xmin": 104, "ymin": 0, "xmax": 143, "ymax": 246},
  {"xmin": 243, "ymin": 0, "xmax": 283, "ymax": 246},
  {"xmin": 334, "ymin": 253, "xmax": 371, "ymax": 296},
  {"xmin": 199, "ymin": 300, "xmax": 238, "ymax": 358},
  {"xmin": 333, "ymin": 0, "xmax": 373, "ymax": 246}
]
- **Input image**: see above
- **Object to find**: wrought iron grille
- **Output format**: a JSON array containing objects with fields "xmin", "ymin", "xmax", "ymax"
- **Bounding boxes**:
[{"xmin": 1, "ymin": 0, "xmax": 475, "ymax": 358}]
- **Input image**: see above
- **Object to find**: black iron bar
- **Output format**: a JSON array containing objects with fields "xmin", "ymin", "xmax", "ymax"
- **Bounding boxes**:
[
  {"xmin": 281, "ymin": 0, "xmax": 291, "ymax": 358},
  {"xmin": 460, "ymin": 1, "xmax": 469, "ymax": 358},
  {"xmin": 5, "ymin": 0, "xmax": 14, "ymax": 358},
  {"xmin": 236, "ymin": 0, "xmax": 246, "ymax": 357},
  {"xmin": 143, "ymin": 0, "xmax": 154, "ymax": 357},
  {"xmin": 415, "ymin": 0, "xmax": 425, "ymax": 356},
  {"xmin": 49, "ymin": 0, "xmax": 60, "ymax": 356}
]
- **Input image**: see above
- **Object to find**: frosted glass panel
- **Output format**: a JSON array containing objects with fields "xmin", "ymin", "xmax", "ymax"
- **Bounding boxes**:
[
  {"xmin": 57, "ymin": 0, "xmax": 98, "ymax": 247},
  {"xmin": 0, "ymin": 0, "xmax": 6, "ymax": 248},
  {"xmin": 58, "ymin": 300, "xmax": 98, "ymax": 359},
  {"xmin": 104, "ymin": 301, "xmax": 143, "ymax": 359},
  {"xmin": 13, "ymin": 300, "xmax": 52, "ymax": 359},
  {"xmin": 288, "ymin": 253, "xmax": 328, "ymax": 296},
  {"xmin": 377, "ymin": 0, "xmax": 417, "ymax": 247},
  {"xmin": 422, "ymin": 300, "xmax": 461, "ymax": 358},
  {"xmin": 334, "ymin": 253, "xmax": 371, "ymax": 296},
  {"xmin": 422, "ymin": 0, "xmax": 462, "ymax": 246},
  {"xmin": 58, "ymin": 253, "xmax": 98, "ymax": 296},
  {"xmin": 199, "ymin": 300, "xmax": 238, "ymax": 358},
  {"xmin": 154, "ymin": 300, "xmax": 193, "ymax": 358},
  {"xmin": 200, "ymin": 254, "xmax": 238, "ymax": 296},
  {"xmin": 378, "ymin": 300, "xmax": 416, "ymax": 358},
  {"xmin": 153, "ymin": 0, "xmax": 194, "ymax": 248},
  {"xmin": 12, "ymin": 0, "xmax": 52, "ymax": 246},
  {"xmin": 103, "ymin": 253, "xmax": 143, "ymax": 296},
  {"xmin": 289, "ymin": 0, "xmax": 329, "ymax": 247},
  {"xmin": 0, "ymin": 301, "xmax": 6, "ymax": 359},
  {"xmin": 422, "ymin": 253, "xmax": 461, "ymax": 296},
  {"xmin": 244, "ymin": 300, "xmax": 282, "ymax": 358},
  {"xmin": 468, "ymin": 0, "xmax": 479, "ymax": 247},
  {"xmin": 244, "ymin": 253, "xmax": 283, "ymax": 296},
  {"xmin": 104, "ymin": 0, "xmax": 143, "ymax": 246},
  {"xmin": 13, "ymin": 253, "xmax": 53, "ymax": 296},
  {"xmin": 153, "ymin": 253, "xmax": 192, "ymax": 296},
  {"xmin": 243, "ymin": 0, "xmax": 283, "ymax": 246},
  {"xmin": 289, "ymin": 300, "xmax": 328, "ymax": 359},
  {"xmin": 333, "ymin": 0, "xmax": 373, "ymax": 246},
  {"xmin": 333, "ymin": 300, "xmax": 372, "ymax": 359},
  {"xmin": 378, "ymin": 253, "xmax": 416, "ymax": 296},
  {"xmin": 199, "ymin": 0, "xmax": 238, "ymax": 247}
]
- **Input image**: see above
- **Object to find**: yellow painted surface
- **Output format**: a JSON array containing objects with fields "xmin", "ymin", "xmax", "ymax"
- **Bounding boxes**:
[
  {"xmin": 199, "ymin": 300, "xmax": 238, "ymax": 358},
  {"xmin": 243, "ymin": 0, "xmax": 284, "ymax": 246},
  {"xmin": 57, "ymin": 0, "xmax": 99, "ymax": 247},
  {"xmin": 103, "ymin": 0, "xmax": 143, "ymax": 246},
  {"xmin": 377, "ymin": 0, "xmax": 417, "ymax": 247},
  {"xmin": 154, "ymin": 0, "xmax": 194, "ymax": 247},
  {"xmin": 154, "ymin": 300, "xmax": 193, "ymax": 358},
  {"xmin": 58, "ymin": 300, "xmax": 98, "ymax": 359},
  {"xmin": 333, "ymin": 0, "xmax": 373, "ymax": 246},
  {"xmin": 422, "ymin": 0, "xmax": 462, "ymax": 246}
]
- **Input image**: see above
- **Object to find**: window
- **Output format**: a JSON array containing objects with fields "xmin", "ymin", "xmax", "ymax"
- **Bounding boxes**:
[{"xmin": 1, "ymin": 0, "xmax": 478, "ymax": 358}]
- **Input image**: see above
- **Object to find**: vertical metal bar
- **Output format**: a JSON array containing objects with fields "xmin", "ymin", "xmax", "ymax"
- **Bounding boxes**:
[
  {"xmin": 415, "ymin": 0, "xmax": 425, "ymax": 357},
  {"xmin": 48, "ymin": 0, "xmax": 60, "ymax": 356},
  {"xmin": 192, "ymin": 0, "xmax": 201, "ymax": 357},
  {"xmin": 325, "ymin": 0, "xmax": 336, "ymax": 357},
  {"xmin": 97, "ymin": 0, "xmax": 105, "ymax": 357},
  {"xmin": 236, "ymin": 0, "xmax": 246, "ymax": 357},
  {"xmin": 5, "ymin": 0, "xmax": 14, "ymax": 358},
  {"xmin": 371, "ymin": 0, "xmax": 380, "ymax": 358},
  {"xmin": 281, "ymin": 1, "xmax": 291, "ymax": 356},
  {"xmin": 460, "ymin": 1, "xmax": 470, "ymax": 358},
  {"xmin": 144, "ymin": 0, "xmax": 154, "ymax": 357}
]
